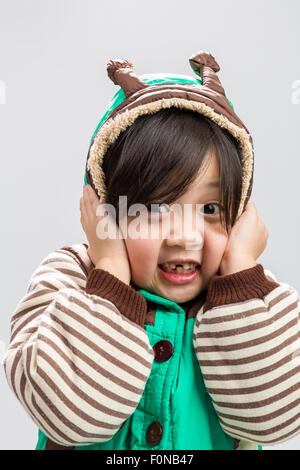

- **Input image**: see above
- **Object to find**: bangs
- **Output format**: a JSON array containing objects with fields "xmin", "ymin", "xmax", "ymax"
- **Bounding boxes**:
[{"xmin": 102, "ymin": 107, "xmax": 242, "ymax": 233}]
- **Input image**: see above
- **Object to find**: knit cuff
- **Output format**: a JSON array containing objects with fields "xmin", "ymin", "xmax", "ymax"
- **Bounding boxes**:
[
  {"xmin": 205, "ymin": 264, "xmax": 280, "ymax": 310},
  {"xmin": 85, "ymin": 268, "xmax": 147, "ymax": 327}
]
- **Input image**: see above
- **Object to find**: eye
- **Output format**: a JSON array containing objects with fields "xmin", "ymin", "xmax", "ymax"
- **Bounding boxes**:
[{"xmin": 199, "ymin": 203, "xmax": 221, "ymax": 216}]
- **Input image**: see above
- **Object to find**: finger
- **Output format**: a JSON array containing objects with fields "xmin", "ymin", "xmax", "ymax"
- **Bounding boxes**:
[
  {"xmin": 84, "ymin": 185, "xmax": 101, "ymax": 214},
  {"xmin": 81, "ymin": 191, "xmax": 89, "ymax": 215},
  {"xmin": 83, "ymin": 186, "xmax": 96, "ymax": 216},
  {"xmin": 85, "ymin": 184, "xmax": 99, "ymax": 201},
  {"xmin": 81, "ymin": 195, "xmax": 95, "ymax": 230},
  {"xmin": 80, "ymin": 195, "xmax": 86, "ymax": 214},
  {"xmin": 80, "ymin": 197, "xmax": 87, "ymax": 221},
  {"xmin": 246, "ymin": 200, "xmax": 255, "ymax": 210},
  {"xmin": 245, "ymin": 201, "xmax": 260, "ymax": 221}
]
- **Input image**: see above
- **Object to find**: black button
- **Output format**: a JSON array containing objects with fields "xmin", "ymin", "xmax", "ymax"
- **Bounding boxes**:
[
  {"xmin": 146, "ymin": 421, "xmax": 163, "ymax": 446},
  {"xmin": 153, "ymin": 340, "xmax": 173, "ymax": 362}
]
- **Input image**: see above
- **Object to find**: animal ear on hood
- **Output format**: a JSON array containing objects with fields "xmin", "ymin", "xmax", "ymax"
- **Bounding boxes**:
[
  {"xmin": 106, "ymin": 59, "xmax": 149, "ymax": 98},
  {"xmin": 189, "ymin": 51, "xmax": 226, "ymax": 96}
]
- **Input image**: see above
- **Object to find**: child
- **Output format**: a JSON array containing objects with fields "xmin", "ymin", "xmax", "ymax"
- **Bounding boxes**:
[{"xmin": 4, "ymin": 51, "xmax": 300, "ymax": 451}]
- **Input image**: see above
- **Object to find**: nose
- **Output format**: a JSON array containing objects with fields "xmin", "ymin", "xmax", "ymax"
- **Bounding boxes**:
[{"xmin": 164, "ymin": 204, "xmax": 204, "ymax": 252}]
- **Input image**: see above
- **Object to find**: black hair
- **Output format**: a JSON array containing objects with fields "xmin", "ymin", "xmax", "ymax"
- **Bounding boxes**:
[{"xmin": 102, "ymin": 107, "xmax": 242, "ymax": 233}]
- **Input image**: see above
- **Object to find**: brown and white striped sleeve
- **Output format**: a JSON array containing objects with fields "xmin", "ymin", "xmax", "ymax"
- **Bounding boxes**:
[
  {"xmin": 3, "ymin": 247, "xmax": 154, "ymax": 447},
  {"xmin": 193, "ymin": 263, "xmax": 300, "ymax": 446}
]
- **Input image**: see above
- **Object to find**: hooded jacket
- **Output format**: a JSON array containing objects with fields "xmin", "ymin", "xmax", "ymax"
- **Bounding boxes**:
[{"xmin": 4, "ymin": 51, "xmax": 300, "ymax": 450}]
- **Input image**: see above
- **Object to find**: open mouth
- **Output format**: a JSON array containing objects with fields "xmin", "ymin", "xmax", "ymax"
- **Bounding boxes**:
[
  {"xmin": 158, "ymin": 263, "xmax": 201, "ymax": 273},
  {"xmin": 157, "ymin": 264, "xmax": 201, "ymax": 284}
]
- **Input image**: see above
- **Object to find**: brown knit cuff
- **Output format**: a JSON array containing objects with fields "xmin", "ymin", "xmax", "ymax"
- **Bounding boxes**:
[
  {"xmin": 205, "ymin": 264, "xmax": 280, "ymax": 310},
  {"xmin": 85, "ymin": 268, "xmax": 147, "ymax": 327}
]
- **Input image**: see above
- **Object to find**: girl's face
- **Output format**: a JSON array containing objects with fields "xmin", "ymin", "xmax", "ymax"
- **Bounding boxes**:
[{"xmin": 124, "ymin": 150, "xmax": 229, "ymax": 303}]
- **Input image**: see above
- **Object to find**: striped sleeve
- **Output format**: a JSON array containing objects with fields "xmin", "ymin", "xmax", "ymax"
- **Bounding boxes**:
[
  {"xmin": 193, "ymin": 264, "xmax": 300, "ymax": 446},
  {"xmin": 3, "ymin": 247, "xmax": 154, "ymax": 447}
]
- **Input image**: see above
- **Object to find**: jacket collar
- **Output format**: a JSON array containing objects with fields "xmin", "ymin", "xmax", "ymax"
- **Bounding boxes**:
[{"xmin": 134, "ymin": 284, "xmax": 207, "ymax": 318}]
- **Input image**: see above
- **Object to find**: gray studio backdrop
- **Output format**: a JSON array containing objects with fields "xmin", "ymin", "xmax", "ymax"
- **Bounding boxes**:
[{"xmin": 1, "ymin": 0, "xmax": 299, "ymax": 450}]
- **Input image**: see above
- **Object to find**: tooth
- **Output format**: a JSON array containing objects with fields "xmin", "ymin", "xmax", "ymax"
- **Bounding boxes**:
[
  {"xmin": 183, "ymin": 263, "xmax": 192, "ymax": 270},
  {"xmin": 161, "ymin": 264, "xmax": 168, "ymax": 272},
  {"xmin": 162, "ymin": 263, "xmax": 176, "ymax": 270}
]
